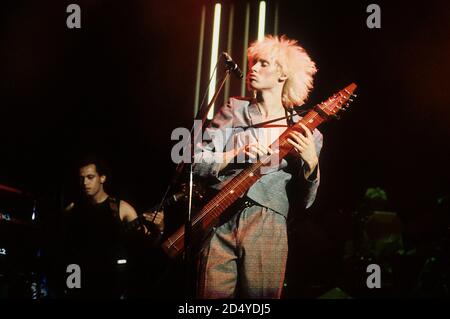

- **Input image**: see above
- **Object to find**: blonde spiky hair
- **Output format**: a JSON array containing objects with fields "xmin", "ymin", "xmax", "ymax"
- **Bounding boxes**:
[{"xmin": 247, "ymin": 35, "xmax": 317, "ymax": 108}]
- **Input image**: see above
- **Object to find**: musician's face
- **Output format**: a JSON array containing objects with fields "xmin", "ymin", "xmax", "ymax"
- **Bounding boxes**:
[
  {"xmin": 79, "ymin": 164, "xmax": 106, "ymax": 197},
  {"xmin": 248, "ymin": 55, "xmax": 284, "ymax": 91}
]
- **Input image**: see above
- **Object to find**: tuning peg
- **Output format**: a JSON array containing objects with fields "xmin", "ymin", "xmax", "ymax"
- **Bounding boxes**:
[
  {"xmin": 348, "ymin": 98, "xmax": 354, "ymax": 102},
  {"xmin": 352, "ymin": 94, "xmax": 357, "ymax": 97}
]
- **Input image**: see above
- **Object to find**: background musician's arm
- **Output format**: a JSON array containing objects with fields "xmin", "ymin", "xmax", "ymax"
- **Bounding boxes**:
[{"xmin": 119, "ymin": 200, "xmax": 139, "ymax": 223}]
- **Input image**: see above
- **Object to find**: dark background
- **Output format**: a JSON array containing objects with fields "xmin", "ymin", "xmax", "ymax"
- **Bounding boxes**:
[{"xmin": 1, "ymin": 0, "xmax": 449, "ymax": 298}]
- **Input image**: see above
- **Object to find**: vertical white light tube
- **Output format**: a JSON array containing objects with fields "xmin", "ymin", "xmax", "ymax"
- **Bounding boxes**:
[
  {"xmin": 224, "ymin": 4, "xmax": 234, "ymax": 105},
  {"xmin": 257, "ymin": 1, "xmax": 266, "ymax": 41},
  {"xmin": 207, "ymin": 3, "xmax": 222, "ymax": 120},
  {"xmin": 240, "ymin": 2, "xmax": 250, "ymax": 96},
  {"xmin": 194, "ymin": 6, "xmax": 206, "ymax": 115}
]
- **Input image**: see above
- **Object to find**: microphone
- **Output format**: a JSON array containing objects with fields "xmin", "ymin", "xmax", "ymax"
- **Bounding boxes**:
[{"xmin": 221, "ymin": 52, "xmax": 243, "ymax": 79}]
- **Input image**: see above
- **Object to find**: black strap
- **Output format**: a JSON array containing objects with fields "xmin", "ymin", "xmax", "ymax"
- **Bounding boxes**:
[
  {"xmin": 107, "ymin": 196, "xmax": 121, "ymax": 222},
  {"xmin": 286, "ymin": 108, "xmax": 295, "ymax": 127}
]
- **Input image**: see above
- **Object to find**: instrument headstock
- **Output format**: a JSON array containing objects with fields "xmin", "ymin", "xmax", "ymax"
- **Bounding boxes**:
[{"xmin": 316, "ymin": 83, "xmax": 357, "ymax": 119}]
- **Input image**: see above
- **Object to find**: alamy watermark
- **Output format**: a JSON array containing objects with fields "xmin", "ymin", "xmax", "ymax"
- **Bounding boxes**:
[
  {"xmin": 66, "ymin": 4, "xmax": 81, "ymax": 29},
  {"xmin": 66, "ymin": 264, "xmax": 81, "ymax": 289},
  {"xmin": 366, "ymin": 264, "xmax": 381, "ymax": 289},
  {"xmin": 366, "ymin": 4, "xmax": 381, "ymax": 29}
]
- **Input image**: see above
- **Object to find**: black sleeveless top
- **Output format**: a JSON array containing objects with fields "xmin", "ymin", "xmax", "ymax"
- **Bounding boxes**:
[{"xmin": 63, "ymin": 197, "xmax": 125, "ymax": 298}]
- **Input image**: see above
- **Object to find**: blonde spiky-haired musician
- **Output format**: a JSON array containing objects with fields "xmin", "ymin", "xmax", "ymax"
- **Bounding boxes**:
[{"xmin": 194, "ymin": 35, "xmax": 323, "ymax": 298}]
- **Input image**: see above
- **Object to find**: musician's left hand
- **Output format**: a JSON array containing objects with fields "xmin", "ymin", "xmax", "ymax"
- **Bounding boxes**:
[
  {"xmin": 143, "ymin": 210, "xmax": 165, "ymax": 234},
  {"xmin": 287, "ymin": 123, "xmax": 318, "ymax": 178}
]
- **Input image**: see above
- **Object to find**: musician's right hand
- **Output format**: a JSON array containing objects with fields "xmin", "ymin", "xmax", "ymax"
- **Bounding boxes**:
[{"xmin": 218, "ymin": 143, "xmax": 273, "ymax": 172}]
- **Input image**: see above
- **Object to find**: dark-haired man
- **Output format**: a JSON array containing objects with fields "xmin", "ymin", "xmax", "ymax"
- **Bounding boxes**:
[{"xmin": 61, "ymin": 159, "xmax": 163, "ymax": 298}]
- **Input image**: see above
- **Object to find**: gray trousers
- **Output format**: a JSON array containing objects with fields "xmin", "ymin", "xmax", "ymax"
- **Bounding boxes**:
[{"xmin": 196, "ymin": 204, "xmax": 288, "ymax": 299}]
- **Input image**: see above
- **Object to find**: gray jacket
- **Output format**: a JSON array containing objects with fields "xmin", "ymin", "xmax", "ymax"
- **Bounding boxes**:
[{"xmin": 193, "ymin": 97, "xmax": 323, "ymax": 217}]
